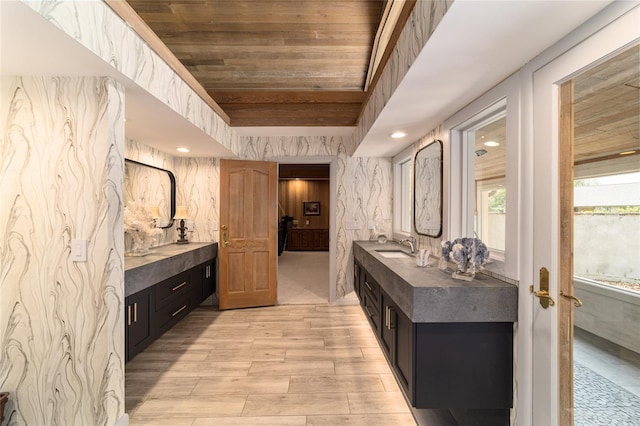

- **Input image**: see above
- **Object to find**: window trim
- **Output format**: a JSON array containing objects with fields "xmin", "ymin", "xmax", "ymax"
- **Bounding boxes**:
[
  {"xmin": 392, "ymin": 144, "xmax": 414, "ymax": 240},
  {"xmin": 443, "ymin": 74, "xmax": 520, "ymax": 280}
]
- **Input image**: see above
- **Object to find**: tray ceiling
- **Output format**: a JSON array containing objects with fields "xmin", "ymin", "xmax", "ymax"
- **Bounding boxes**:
[{"xmin": 124, "ymin": 0, "xmax": 414, "ymax": 127}]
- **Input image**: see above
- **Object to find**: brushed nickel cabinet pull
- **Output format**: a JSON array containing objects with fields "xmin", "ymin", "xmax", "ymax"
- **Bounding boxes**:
[
  {"xmin": 172, "ymin": 281, "xmax": 188, "ymax": 292},
  {"xmin": 133, "ymin": 302, "xmax": 137, "ymax": 323},
  {"xmin": 364, "ymin": 281, "xmax": 373, "ymax": 292},
  {"xmin": 364, "ymin": 304, "xmax": 372, "ymax": 318},
  {"xmin": 172, "ymin": 305, "xmax": 187, "ymax": 317},
  {"xmin": 127, "ymin": 305, "xmax": 131, "ymax": 326}
]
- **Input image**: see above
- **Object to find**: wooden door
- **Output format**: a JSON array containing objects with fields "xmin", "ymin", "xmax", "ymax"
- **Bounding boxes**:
[{"xmin": 219, "ymin": 159, "xmax": 278, "ymax": 309}]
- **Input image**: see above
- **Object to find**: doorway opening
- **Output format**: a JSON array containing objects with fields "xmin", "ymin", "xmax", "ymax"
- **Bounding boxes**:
[
  {"xmin": 568, "ymin": 43, "xmax": 640, "ymax": 424},
  {"xmin": 277, "ymin": 163, "xmax": 331, "ymax": 304}
]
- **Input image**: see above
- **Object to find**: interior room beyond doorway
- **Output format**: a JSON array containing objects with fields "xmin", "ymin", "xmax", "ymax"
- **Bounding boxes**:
[{"xmin": 277, "ymin": 164, "xmax": 331, "ymax": 304}]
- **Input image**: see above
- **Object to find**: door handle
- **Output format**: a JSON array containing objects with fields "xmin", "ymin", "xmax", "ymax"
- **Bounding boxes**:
[
  {"xmin": 560, "ymin": 290, "xmax": 583, "ymax": 307},
  {"xmin": 530, "ymin": 267, "xmax": 555, "ymax": 309},
  {"xmin": 221, "ymin": 225, "xmax": 231, "ymax": 248}
]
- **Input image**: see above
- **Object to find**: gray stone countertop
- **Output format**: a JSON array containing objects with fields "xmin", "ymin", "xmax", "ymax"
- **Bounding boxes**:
[
  {"xmin": 353, "ymin": 241, "xmax": 518, "ymax": 323},
  {"xmin": 125, "ymin": 242, "xmax": 218, "ymax": 297}
]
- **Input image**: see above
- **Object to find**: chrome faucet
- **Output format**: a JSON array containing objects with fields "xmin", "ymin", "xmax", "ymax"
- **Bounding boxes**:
[{"xmin": 399, "ymin": 236, "xmax": 417, "ymax": 253}]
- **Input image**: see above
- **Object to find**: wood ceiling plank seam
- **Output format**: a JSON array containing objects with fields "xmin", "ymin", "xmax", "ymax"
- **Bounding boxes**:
[{"xmin": 105, "ymin": 0, "xmax": 230, "ymax": 123}]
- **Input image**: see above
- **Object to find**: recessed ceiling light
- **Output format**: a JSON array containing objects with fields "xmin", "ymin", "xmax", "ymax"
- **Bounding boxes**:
[
  {"xmin": 619, "ymin": 150, "xmax": 637, "ymax": 156},
  {"xmin": 390, "ymin": 131, "xmax": 407, "ymax": 139},
  {"xmin": 176, "ymin": 147, "xmax": 190, "ymax": 153},
  {"xmin": 484, "ymin": 141, "xmax": 500, "ymax": 147}
]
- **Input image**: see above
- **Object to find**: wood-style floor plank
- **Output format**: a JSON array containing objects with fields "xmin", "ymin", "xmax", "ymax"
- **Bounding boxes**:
[{"xmin": 126, "ymin": 304, "xmax": 416, "ymax": 425}]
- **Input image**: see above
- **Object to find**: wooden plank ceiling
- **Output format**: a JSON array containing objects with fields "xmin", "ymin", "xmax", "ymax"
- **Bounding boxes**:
[
  {"xmin": 474, "ymin": 43, "xmax": 639, "ymax": 181},
  {"xmin": 125, "ymin": 0, "xmax": 414, "ymax": 126}
]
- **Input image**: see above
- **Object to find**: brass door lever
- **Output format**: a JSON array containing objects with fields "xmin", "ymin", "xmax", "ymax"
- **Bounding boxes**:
[
  {"xmin": 560, "ymin": 290, "xmax": 583, "ymax": 307},
  {"xmin": 530, "ymin": 267, "xmax": 555, "ymax": 309}
]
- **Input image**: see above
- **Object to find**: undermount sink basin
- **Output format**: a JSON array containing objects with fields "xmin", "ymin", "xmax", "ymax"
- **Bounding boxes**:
[{"xmin": 375, "ymin": 250, "xmax": 412, "ymax": 258}]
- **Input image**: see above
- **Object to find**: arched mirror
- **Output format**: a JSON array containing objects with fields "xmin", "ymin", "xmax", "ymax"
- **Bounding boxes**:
[
  {"xmin": 124, "ymin": 159, "xmax": 176, "ymax": 228},
  {"xmin": 414, "ymin": 139, "xmax": 443, "ymax": 237}
]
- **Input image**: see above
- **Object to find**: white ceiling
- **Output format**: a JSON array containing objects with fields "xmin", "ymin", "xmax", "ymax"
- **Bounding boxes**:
[
  {"xmin": 353, "ymin": 0, "xmax": 614, "ymax": 157},
  {"xmin": 1, "ymin": 0, "xmax": 613, "ymax": 159}
]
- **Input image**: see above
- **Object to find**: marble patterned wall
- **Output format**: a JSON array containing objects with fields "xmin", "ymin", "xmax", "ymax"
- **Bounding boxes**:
[
  {"xmin": 354, "ymin": 0, "xmax": 454, "ymax": 147},
  {"xmin": 22, "ymin": 0, "xmax": 241, "ymax": 156},
  {"xmin": 240, "ymin": 136, "xmax": 392, "ymax": 299},
  {"xmin": 0, "ymin": 76, "xmax": 125, "ymax": 425},
  {"xmin": 174, "ymin": 156, "xmax": 219, "ymax": 244}
]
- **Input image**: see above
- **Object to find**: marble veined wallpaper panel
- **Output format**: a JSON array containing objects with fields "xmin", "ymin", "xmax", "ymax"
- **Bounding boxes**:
[
  {"xmin": 23, "ymin": 0, "xmax": 241, "ymax": 156},
  {"xmin": 174, "ymin": 156, "xmax": 220, "ymax": 243},
  {"xmin": 240, "ymin": 136, "xmax": 392, "ymax": 298},
  {"xmin": 355, "ymin": 0, "xmax": 453, "ymax": 146},
  {"xmin": 0, "ymin": 76, "xmax": 125, "ymax": 425}
]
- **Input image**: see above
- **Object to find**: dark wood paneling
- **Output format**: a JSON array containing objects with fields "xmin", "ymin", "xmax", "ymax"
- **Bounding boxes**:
[{"xmin": 278, "ymin": 180, "xmax": 329, "ymax": 229}]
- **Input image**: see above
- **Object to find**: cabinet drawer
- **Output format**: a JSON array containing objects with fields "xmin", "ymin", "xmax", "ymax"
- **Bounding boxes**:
[
  {"xmin": 362, "ymin": 274, "xmax": 380, "ymax": 309},
  {"xmin": 362, "ymin": 291, "xmax": 381, "ymax": 333},
  {"xmin": 155, "ymin": 271, "xmax": 191, "ymax": 309},
  {"xmin": 155, "ymin": 292, "xmax": 192, "ymax": 336}
]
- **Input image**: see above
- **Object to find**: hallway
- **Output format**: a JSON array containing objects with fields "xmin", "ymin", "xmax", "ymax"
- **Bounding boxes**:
[{"xmin": 278, "ymin": 251, "xmax": 330, "ymax": 305}]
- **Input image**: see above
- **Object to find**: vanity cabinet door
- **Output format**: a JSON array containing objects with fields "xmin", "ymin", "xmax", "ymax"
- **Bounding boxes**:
[
  {"xmin": 354, "ymin": 261, "xmax": 363, "ymax": 304},
  {"xmin": 203, "ymin": 261, "xmax": 216, "ymax": 299},
  {"xmin": 394, "ymin": 305, "xmax": 415, "ymax": 403},
  {"xmin": 125, "ymin": 287, "xmax": 154, "ymax": 362},
  {"xmin": 380, "ymin": 291, "xmax": 396, "ymax": 360},
  {"xmin": 380, "ymin": 290, "xmax": 415, "ymax": 403}
]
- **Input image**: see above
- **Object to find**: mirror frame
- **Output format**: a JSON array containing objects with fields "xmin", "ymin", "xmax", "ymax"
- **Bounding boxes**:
[
  {"xmin": 124, "ymin": 158, "xmax": 176, "ymax": 229},
  {"xmin": 413, "ymin": 139, "xmax": 443, "ymax": 238}
]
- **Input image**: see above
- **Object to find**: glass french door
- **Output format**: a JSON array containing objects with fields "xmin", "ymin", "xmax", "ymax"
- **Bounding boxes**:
[{"xmin": 531, "ymin": 6, "xmax": 639, "ymax": 425}]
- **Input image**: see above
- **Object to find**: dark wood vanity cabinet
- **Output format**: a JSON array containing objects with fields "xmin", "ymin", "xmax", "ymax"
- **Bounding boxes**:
[
  {"xmin": 125, "ymin": 286, "xmax": 154, "ymax": 362},
  {"xmin": 154, "ymin": 270, "xmax": 193, "ymax": 336},
  {"xmin": 354, "ymin": 260, "xmax": 513, "ymax": 424},
  {"xmin": 125, "ymin": 257, "xmax": 216, "ymax": 362},
  {"xmin": 360, "ymin": 268, "xmax": 381, "ymax": 334},
  {"xmin": 191, "ymin": 261, "xmax": 216, "ymax": 306},
  {"xmin": 380, "ymin": 290, "xmax": 414, "ymax": 401}
]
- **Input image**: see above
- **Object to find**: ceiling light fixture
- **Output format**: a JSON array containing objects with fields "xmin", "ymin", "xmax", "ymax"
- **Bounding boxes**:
[
  {"xmin": 484, "ymin": 141, "xmax": 500, "ymax": 147},
  {"xmin": 391, "ymin": 131, "xmax": 407, "ymax": 139},
  {"xmin": 619, "ymin": 150, "xmax": 637, "ymax": 156},
  {"xmin": 176, "ymin": 147, "xmax": 190, "ymax": 153}
]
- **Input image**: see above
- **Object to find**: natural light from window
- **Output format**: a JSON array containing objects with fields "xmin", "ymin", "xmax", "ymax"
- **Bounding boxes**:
[{"xmin": 574, "ymin": 171, "xmax": 640, "ymax": 293}]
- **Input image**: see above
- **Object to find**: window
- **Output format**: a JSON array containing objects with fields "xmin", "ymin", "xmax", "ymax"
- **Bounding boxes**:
[
  {"xmin": 400, "ymin": 158, "xmax": 412, "ymax": 233},
  {"xmin": 464, "ymin": 113, "xmax": 507, "ymax": 257},
  {"xmin": 445, "ymin": 76, "xmax": 519, "ymax": 279},
  {"xmin": 393, "ymin": 146, "xmax": 414, "ymax": 237}
]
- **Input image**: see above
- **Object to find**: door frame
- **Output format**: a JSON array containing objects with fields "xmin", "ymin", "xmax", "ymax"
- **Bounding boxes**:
[
  {"xmin": 272, "ymin": 155, "xmax": 338, "ymax": 302},
  {"xmin": 529, "ymin": 5, "xmax": 639, "ymax": 424}
]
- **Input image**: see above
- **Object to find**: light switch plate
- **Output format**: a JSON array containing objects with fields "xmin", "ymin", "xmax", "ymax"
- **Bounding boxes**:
[
  {"xmin": 346, "ymin": 220, "xmax": 361, "ymax": 230},
  {"xmin": 71, "ymin": 239, "xmax": 87, "ymax": 262},
  {"xmin": 368, "ymin": 221, "xmax": 375, "ymax": 230},
  {"xmin": 212, "ymin": 221, "xmax": 219, "ymax": 231}
]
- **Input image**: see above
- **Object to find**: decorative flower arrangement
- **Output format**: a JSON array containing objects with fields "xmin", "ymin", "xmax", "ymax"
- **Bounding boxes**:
[
  {"xmin": 441, "ymin": 237, "xmax": 490, "ymax": 280},
  {"xmin": 124, "ymin": 201, "xmax": 161, "ymax": 255}
]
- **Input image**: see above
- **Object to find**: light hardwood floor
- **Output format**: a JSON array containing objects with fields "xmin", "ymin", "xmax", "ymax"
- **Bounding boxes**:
[{"xmin": 126, "ymin": 304, "xmax": 417, "ymax": 425}]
